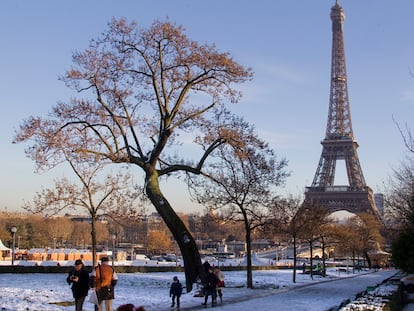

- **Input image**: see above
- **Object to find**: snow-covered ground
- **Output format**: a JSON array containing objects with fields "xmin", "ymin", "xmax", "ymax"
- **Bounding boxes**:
[{"xmin": 0, "ymin": 266, "xmax": 398, "ymax": 311}]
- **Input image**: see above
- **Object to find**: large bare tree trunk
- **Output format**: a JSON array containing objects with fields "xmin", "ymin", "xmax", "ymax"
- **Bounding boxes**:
[{"xmin": 145, "ymin": 170, "xmax": 205, "ymax": 292}]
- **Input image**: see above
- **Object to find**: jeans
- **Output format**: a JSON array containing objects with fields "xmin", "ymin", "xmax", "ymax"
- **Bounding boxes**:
[{"xmin": 171, "ymin": 295, "xmax": 180, "ymax": 307}]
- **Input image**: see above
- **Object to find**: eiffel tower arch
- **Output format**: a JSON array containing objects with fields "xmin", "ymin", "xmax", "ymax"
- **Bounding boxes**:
[{"xmin": 304, "ymin": 0, "xmax": 381, "ymax": 220}]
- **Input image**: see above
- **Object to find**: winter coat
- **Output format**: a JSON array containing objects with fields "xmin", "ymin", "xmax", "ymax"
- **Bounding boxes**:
[
  {"xmin": 66, "ymin": 267, "xmax": 90, "ymax": 299},
  {"xmin": 203, "ymin": 261, "xmax": 211, "ymax": 274},
  {"xmin": 170, "ymin": 280, "xmax": 183, "ymax": 297},
  {"xmin": 205, "ymin": 272, "xmax": 219, "ymax": 291},
  {"xmin": 93, "ymin": 264, "xmax": 118, "ymax": 289},
  {"xmin": 90, "ymin": 263, "xmax": 119, "ymax": 301},
  {"xmin": 215, "ymin": 270, "xmax": 225, "ymax": 288}
]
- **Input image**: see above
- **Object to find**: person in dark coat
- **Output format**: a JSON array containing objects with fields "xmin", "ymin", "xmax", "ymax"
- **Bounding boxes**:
[
  {"xmin": 67, "ymin": 259, "xmax": 90, "ymax": 311},
  {"xmin": 203, "ymin": 260, "xmax": 211, "ymax": 275},
  {"xmin": 202, "ymin": 267, "xmax": 219, "ymax": 307},
  {"xmin": 169, "ymin": 276, "xmax": 183, "ymax": 309}
]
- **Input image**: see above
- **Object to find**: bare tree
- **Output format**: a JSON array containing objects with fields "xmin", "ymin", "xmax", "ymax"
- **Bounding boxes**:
[
  {"xmin": 394, "ymin": 117, "xmax": 414, "ymax": 154},
  {"xmin": 45, "ymin": 217, "xmax": 74, "ymax": 249},
  {"xmin": 385, "ymin": 157, "xmax": 414, "ymax": 227},
  {"xmin": 334, "ymin": 221, "xmax": 364, "ymax": 272},
  {"xmin": 385, "ymin": 157, "xmax": 414, "ymax": 274},
  {"xmin": 317, "ymin": 219, "xmax": 337, "ymax": 277},
  {"xmin": 147, "ymin": 230, "xmax": 172, "ymax": 255},
  {"xmin": 298, "ymin": 204, "xmax": 331, "ymax": 279},
  {"xmin": 345, "ymin": 213, "xmax": 384, "ymax": 269},
  {"xmin": 272, "ymin": 197, "xmax": 305, "ymax": 283},
  {"xmin": 22, "ymin": 161, "xmax": 140, "ymax": 266},
  {"xmin": 14, "ymin": 18, "xmax": 252, "ymax": 290},
  {"xmin": 188, "ymin": 117, "xmax": 288, "ymax": 288},
  {"xmin": 387, "ymin": 119, "xmax": 414, "ymax": 273}
]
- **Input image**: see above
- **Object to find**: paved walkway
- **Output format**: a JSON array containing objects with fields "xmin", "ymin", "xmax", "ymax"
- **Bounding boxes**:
[
  {"xmin": 159, "ymin": 270, "xmax": 397, "ymax": 311},
  {"xmin": 404, "ymin": 293, "xmax": 414, "ymax": 311}
]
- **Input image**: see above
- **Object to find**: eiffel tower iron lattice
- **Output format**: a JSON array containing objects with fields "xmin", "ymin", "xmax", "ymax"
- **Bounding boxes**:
[{"xmin": 304, "ymin": 0, "xmax": 381, "ymax": 220}]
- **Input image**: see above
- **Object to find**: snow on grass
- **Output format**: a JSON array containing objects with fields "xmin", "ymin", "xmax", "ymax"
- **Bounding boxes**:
[{"xmin": 0, "ymin": 268, "xmax": 398, "ymax": 311}]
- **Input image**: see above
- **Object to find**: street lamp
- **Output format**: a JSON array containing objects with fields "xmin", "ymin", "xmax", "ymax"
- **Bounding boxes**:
[
  {"xmin": 112, "ymin": 234, "xmax": 116, "ymax": 266},
  {"xmin": 10, "ymin": 226, "xmax": 17, "ymax": 266}
]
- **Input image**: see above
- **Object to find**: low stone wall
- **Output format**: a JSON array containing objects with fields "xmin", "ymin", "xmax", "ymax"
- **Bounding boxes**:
[{"xmin": 0, "ymin": 264, "xmax": 283, "ymax": 274}]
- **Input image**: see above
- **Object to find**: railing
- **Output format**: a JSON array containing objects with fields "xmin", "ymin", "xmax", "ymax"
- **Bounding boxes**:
[{"xmin": 305, "ymin": 186, "xmax": 372, "ymax": 192}]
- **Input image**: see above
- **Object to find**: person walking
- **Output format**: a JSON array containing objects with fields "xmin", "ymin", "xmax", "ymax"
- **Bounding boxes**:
[
  {"xmin": 90, "ymin": 256, "xmax": 118, "ymax": 311},
  {"xmin": 66, "ymin": 259, "xmax": 90, "ymax": 311},
  {"xmin": 169, "ymin": 276, "xmax": 183, "ymax": 309},
  {"xmin": 202, "ymin": 267, "xmax": 219, "ymax": 307},
  {"xmin": 214, "ymin": 267, "xmax": 225, "ymax": 304}
]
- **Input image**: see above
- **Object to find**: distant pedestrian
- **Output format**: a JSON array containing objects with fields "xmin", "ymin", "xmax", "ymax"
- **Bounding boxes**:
[
  {"xmin": 66, "ymin": 259, "xmax": 90, "ymax": 311},
  {"xmin": 214, "ymin": 267, "xmax": 225, "ymax": 304},
  {"xmin": 169, "ymin": 276, "xmax": 183, "ymax": 309},
  {"xmin": 202, "ymin": 267, "xmax": 218, "ymax": 307}
]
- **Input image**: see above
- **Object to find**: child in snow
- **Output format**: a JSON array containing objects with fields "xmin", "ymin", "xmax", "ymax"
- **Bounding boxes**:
[{"xmin": 170, "ymin": 276, "xmax": 183, "ymax": 309}]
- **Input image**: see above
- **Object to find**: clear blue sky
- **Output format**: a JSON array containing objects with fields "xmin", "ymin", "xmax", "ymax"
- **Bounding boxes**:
[{"xmin": 1, "ymin": 0, "xmax": 413, "ymax": 213}]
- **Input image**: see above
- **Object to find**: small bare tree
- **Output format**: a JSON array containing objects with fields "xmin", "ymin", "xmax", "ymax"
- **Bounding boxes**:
[
  {"xmin": 385, "ymin": 157, "xmax": 414, "ymax": 227},
  {"xmin": 188, "ymin": 116, "xmax": 289, "ymax": 288},
  {"xmin": 297, "ymin": 204, "xmax": 331, "ymax": 279},
  {"xmin": 272, "ymin": 197, "xmax": 305, "ymax": 283},
  {"xmin": 22, "ymin": 159, "xmax": 140, "ymax": 266}
]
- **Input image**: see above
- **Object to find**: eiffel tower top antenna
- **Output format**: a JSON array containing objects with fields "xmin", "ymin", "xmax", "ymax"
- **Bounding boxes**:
[{"xmin": 326, "ymin": 0, "xmax": 353, "ymax": 141}]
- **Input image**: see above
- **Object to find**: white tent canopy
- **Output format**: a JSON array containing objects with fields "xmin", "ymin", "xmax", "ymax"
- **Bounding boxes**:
[{"xmin": 0, "ymin": 239, "xmax": 11, "ymax": 251}]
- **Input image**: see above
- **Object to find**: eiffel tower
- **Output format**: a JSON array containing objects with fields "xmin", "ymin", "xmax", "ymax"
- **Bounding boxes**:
[{"xmin": 304, "ymin": 0, "xmax": 381, "ymax": 220}]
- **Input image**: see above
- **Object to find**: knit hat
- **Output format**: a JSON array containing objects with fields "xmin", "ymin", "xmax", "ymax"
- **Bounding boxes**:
[{"xmin": 101, "ymin": 256, "xmax": 110, "ymax": 262}]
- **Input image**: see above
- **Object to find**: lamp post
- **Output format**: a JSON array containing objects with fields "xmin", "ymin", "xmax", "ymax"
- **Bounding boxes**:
[
  {"xmin": 112, "ymin": 234, "xmax": 116, "ymax": 266},
  {"xmin": 10, "ymin": 226, "xmax": 17, "ymax": 266}
]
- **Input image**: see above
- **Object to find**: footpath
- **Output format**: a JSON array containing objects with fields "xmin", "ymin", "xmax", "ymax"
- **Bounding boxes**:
[{"xmin": 156, "ymin": 269, "xmax": 404, "ymax": 311}]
